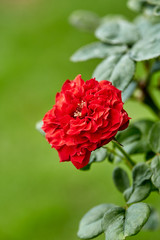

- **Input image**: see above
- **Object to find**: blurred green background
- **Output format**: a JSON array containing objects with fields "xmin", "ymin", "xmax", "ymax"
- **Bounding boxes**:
[{"xmin": 0, "ymin": 0, "xmax": 159, "ymax": 239}]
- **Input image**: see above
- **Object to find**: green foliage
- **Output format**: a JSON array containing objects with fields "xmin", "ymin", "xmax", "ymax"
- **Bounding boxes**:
[
  {"xmin": 95, "ymin": 19, "xmax": 139, "ymax": 45},
  {"xmin": 81, "ymin": 147, "xmax": 108, "ymax": 170},
  {"xmin": 124, "ymin": 163, "xmax": 153, "ymax": 204},
  {"xmin": 69, "ymin": 10, "xmax": 100, "ymax": 33},
  {"xmin": 70, "ymin": 42, "xmax": 127, "ymax": 62},
  {"xmin": 148, "ymin": 122, "xmax": 160, "ymax": 153},
  {"xmin": 112, "ymin": 167, "xmax": 130, "ymax": 193},
  {"xmin": 127, "ymin": 0, "xmax": 160, "ymax": 16},
  {"xmin": 151, "ymin": 155, "xmax": 160, "ymax": 190},
  {"xmin": 77, "ymin": 204, "xmax": 116, "ymax": 239},
  {"xmin": 78, "ymin": 203, "xmax": 150, "ymax": 240},
  {"xmin": 143, "ymin": 207, "xmax": 160, "ymax": 231},
  {"xmin": 93, "ymin": 54, "xmax": 135, "ymax": 91}
]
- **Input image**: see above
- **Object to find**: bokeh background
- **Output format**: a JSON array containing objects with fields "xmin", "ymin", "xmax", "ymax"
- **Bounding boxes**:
[{"xmin": 0, "ymin": 0, "xmax": 159, "ymax": 239}]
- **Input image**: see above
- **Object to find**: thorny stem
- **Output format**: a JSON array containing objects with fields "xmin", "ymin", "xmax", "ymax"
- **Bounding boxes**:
[{"xmin": 113, "ymin": 142, "xmax": 136, "ymax": 170}]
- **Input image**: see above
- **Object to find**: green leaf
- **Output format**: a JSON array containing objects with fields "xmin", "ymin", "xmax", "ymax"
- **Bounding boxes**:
[
  {"xmin": 69, "ymin": 10, "xmax": 100, "ymax": 33},
  {"xmin": 36, "ymin": 120, "xmax": 45, "ymax": 136},
  {"xmin": 144, "ymin": 4, "xmax": 157, "ymax": 16},
  {"xmin": 93, "ymin": 54, "xmax": 135, "ymax": 91},
  {"xmin": 103, "ymin": 203, "xmax": 150, "ymax": 240},
  {"xmin": 113, "ymin": 167, "xmax": 130, "ymax": 193},
  {"xmin": 102, "ymin": 207, "xmax": 125, "ymax": 240},
  {"xmin": 93, "ymin": 55, "xmax": 120, "ymax": 81},
  {"xmin": 127, "ymin": 181, "xmax": 152, "ymax": 204},
  {"xmin": 95, "ymin": 19, "xmax": 139, "ymax": 45},
  {"xmin": 125, "ymin": 163, "xmax": 152, "ymax": 204},
  {"xmin": 127, "ymin": 0, "xmax": 144, "ymax": 12},
  {"xmin": 130, "ymin": 22, "xmax": 160, "ymax": 61},
  {"xmin": 148, "ymin": 121, "xmax": 160, "ymax": 153},
  {"xmin": 124, "ymin": 203, "xmax": 150, "ymax": 237},
  {"xmin": 70, "ymin": 42, "xmax": 127, "ymax": 62},
  {"xmin": 123, "ymin": 186, "xmax": 133, "ymax": 202},
  {"xmin": 122, "ymin": 81, "xmax": 137, "ymax": 102},
  {"xmin": 147, "ymin": 0, "xmax": 160, "ymax": 5},
  {"xmin": 132, "ymin": 163, "xmax": 152, "ymax": 186},
  {"xmin": 110, "ymin": 54, "xmax": 135, "ymax": 91},
  {"xmin": 143, "ymin": 207, "xmax": 160, "ymax": 231},
  {"xmin": 154, "ymin": 5, "xmax": 160, "ymax": 16},
  {"xmin": 116, "ymin": 125, "xmax": 141, "ymax": 146},
  {"xmin": 151, "ymin": 155, "xmax": 160, "ymax": 190},
  {"xmin": 77, "ymin": 204, "xmax": 116, "ymax": 239},
  {"xmin": 151, "ymin": 60, "xmax": 160, "ymax": 74},
  {"xmin": 134, "ymin": 16, "xmax": 152, "ymax": 38},
  {"xmin": 122, "ymin": 120, "xmax": 154, "ymax": 155},
  {"xmin": 81, "ymin": 147, "xmax": 107, "ymax": 170}
]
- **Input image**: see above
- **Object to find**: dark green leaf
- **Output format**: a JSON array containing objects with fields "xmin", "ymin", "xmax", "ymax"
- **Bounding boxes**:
[
  {"xmin": 93, "ymin": 54, "xmax": 135, "ymax": 91},
  {"xmin": 151, "ymin": 60, "xmax": 160, "ymax": 74},
  {"xmin": 116, "ymin": 125, "xmax": 141, "ymax": 146},
  {"xmin": 148, "ymin": 121, "xmax": 160, "ymax": 153},
  {"xmin": 103, "ymin": 203, "xmax": 150, "ymax": 240},
  {"xmin": 127, "ymin": 181, "xmax": 152, "ymax": 204},
  {"xmin": 108, "ymin": 152, "xmax": 115, "ymax": 163},
  {"xmin": 113, "ymin": 167, "xmax": 130, "ymax": 193},
  {"xmin": 124, "ymin": 203, "xmax": 150, "ymax": 237},
  {"xmin": 69, "ymin": 10, "xmax": 100, "ymax": 33},
  {"xmin": 145, "ymin": 151, "xmax": 156, "ymax": 161},
  {"xmin": 122, "ymin": 81, "xmax": 137, "ymax": 102},
  {"xmin": 123, "ymin": 120, "xmax": 154, "ymax": 155},
  {"xmin": 102, "ymin": 207, "xmax": 125, "ymax": 240},
  {"xmin": 36, "ymin": 120, "xmax": 45, "ymax": 136},
  {"xmin": 132, "ymin": 163, "xmax": 152, "ymax": 186},
  {"xmin": 77, "ymin": 204, "xmax": 116, "ymax": 239},
  {"xmin": 151, "ymin": 155, "xmax": 160, "ymax": 190},
  {"xmin": 123, "ymin": 186, "xmax": 133, "ymax": 202},
  {"xmin": 95, "ymin": 19, "xmax": 139, "ymax": 45},
  {"xmin": 143, "ymin": 207, "xmax": 160, "ymax": 231},
  {"xmin": 70, "ymin": 42, "xmax": 127, "ymax": 62}
]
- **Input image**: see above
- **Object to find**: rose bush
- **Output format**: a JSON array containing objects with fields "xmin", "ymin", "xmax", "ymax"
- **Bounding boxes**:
[{"xmin": 42, "ymin": 74, "xmax": 130, "ymax": 169}]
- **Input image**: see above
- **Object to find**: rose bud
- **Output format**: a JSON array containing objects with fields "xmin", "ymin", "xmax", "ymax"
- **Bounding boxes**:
[{"xmin": 42, "ymin": 75, "xmax": 130, "ymax": 169}]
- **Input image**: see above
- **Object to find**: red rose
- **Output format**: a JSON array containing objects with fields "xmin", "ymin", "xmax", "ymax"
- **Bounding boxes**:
[{"xmin": 42, "ymin": 75, "xmax": 130, "ymax": 169}]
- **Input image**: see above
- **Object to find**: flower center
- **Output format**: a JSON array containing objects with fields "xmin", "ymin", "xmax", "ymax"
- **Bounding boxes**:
[{"xmin": 73, "ymin": 100, "xmax": 85, "ymax": 117}]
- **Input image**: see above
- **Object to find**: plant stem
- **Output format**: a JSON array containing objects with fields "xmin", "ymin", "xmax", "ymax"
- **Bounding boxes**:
[{"xmin": 113, "ymin": 142, "xmax": 136, "ymax": 170}]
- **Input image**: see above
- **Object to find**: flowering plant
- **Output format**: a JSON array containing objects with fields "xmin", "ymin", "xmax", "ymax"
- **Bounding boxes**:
[{"xmin": 37, "ymin": 0, "xmax": 160, "ymax": 239}]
